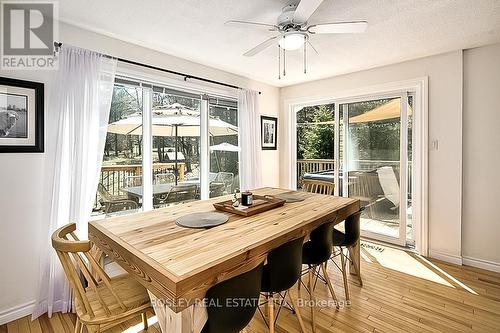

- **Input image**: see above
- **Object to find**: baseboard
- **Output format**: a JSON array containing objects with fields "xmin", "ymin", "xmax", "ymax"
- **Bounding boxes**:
[
  {"xmin": 0, "ymin": 300, "xmax": 35, "ymax": 325},
  {"xmin": 429, "ymin": 250, "xmax": 463, "ymax": 265},
  {"xmin": 462, "ymin": 256, "xmax": 500, "ymax": 273}
]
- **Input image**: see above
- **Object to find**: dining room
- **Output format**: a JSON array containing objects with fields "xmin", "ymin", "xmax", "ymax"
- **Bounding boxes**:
[{"xmin": 1, "ymin": 1, "xmax": 500, "ymax": 333}]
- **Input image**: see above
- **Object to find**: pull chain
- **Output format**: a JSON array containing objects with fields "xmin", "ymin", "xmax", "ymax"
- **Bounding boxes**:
[
  {"xmin": 283, "ymin": 45, "xmax": 286, "ymax": 77},
  {"xmin": 304, "ymin": 36, "xmax": 307, "ymax": 74},
  {"xmin": 278, "ymin": 45, "xmax": 281, "ymax": 80}
]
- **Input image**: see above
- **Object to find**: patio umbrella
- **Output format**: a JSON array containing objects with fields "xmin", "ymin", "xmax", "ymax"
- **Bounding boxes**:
[
  {"xmin": 349, "ymin": 99, "xmax": 413, "ymax": 124},
  {"xmin": 108, "ymin": 103, "xmax": 238, "ymax": 184},
  {"xmin": 209, "ymin": 142, "xmax": 240, "ymax": 152},
  {"xmin": 209, "ymin": 142, "xmax": 240, "ymax": 173}
]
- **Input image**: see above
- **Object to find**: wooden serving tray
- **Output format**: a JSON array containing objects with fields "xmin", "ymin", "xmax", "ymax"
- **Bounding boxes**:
[{"xmin": 213, "ymin": 195, "xmax": 286, "ymax": 216}]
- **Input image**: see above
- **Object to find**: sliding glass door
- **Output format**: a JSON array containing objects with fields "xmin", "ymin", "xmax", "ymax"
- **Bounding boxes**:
[{"xmin": 338, "ymin": 94, "xmax": 413, "ymax": 246}]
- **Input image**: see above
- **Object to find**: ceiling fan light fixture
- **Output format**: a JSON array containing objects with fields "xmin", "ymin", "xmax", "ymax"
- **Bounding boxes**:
[{"xmin": 279, "ymin": 32, "xmax": 307, "ymax": 51}]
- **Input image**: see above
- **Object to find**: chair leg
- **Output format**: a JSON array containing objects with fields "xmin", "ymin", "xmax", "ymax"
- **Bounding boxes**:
[
  {"xmin": 268, "ymin": 293, "xmax": 275, "ymax": 333},
  {"xmin": 142, "ymin": 312, "xmax": 148, "ymax": 330},
  {"xmin": 307, "ymin": 266, "xmax": 317, "ymax": 333},
  {"xmin": 321, "ymin": 262, "xmax": 340, "ymax": 310},
  {"xmin": 74, "ymin": 318, "xmax": 81, "ymax": 333},
  {"xmin": 340, "ymin": 250, "xmax": 350, "ymax": 301},
  {"xmin": 287, "ymin": 290, "xmax": 306, "ymax": 333}
]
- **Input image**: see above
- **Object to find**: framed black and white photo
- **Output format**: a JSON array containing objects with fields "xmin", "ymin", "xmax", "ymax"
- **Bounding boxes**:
[
  {"xmin": 0, "ymin": 77, "xmax": 44, "ymax": 153},
  {"xmin": 261, "ymin": 115, "xmax": 277, "ymax": 150}
]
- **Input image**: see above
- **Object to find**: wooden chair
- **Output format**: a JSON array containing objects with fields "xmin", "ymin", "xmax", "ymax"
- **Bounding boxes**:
[
  {"xmin": 105, "ymin": 200, "xmax": 138, "ymax": 216},
  {"xmin": 52, "ymin": 223, "xmax": 152, "ymax": 333},
  {"xmin": 302, "ymin": 179, "xmax": 334, "ymax": 195},
  {"xmin": 97, "ymin": 183, "xmax": 132, "ymax": 214},
  {"xmin": 153, "ymin": 184, "xmax": 198, "ymax": 207},
  {"xmin": 154, "ymin": 172, "xmax": 176, "ymax": 184}
]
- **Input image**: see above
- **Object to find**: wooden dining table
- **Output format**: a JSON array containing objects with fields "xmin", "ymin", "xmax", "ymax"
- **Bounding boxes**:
[{"xmin": 89, "ymin": 187, "xmax": 361, "ymax": 333}]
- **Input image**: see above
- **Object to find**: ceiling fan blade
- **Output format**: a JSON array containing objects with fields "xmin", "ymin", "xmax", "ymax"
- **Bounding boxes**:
[
  {"xmin": 243, "ymin": 36, "xmax": 279, "ymax": 57},
  {"xmin": 293, "ymin": 0, "xmax": 324, "ymax": 24},
  {"xmin": 225, "ymin": 20, "xmax": 278, "ymax": 31},
  {"xmin": 308, "ymin": 21, "xmax": 368, "ymax": 34}
]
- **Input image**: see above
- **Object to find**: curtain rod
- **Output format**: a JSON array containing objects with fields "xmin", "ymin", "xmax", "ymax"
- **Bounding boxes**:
[{"xmin": 54, "ymin": 42, "xmax": 261, "ymax": 95}]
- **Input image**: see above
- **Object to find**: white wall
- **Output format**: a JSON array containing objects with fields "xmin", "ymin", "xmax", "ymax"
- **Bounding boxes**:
[
  {"xmin": 0, "ymin": 22, "xmax": 280, "ymax": 322},
  {"xmin": 280, "ymin": 51, "xmax": 464, "ymax": 263},
  {"xmin": 462, "ymin": 43, "xmax": 500, "ymax": 271}
]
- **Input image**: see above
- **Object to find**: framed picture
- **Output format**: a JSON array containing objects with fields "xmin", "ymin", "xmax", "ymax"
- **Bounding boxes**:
[
  {"xmin": 261, "ymin": 115, "xmax": 277, "ymax": 150},
  {"xmin": 0, "ymin": 77, "xmax": 44, "ymax": 153}
]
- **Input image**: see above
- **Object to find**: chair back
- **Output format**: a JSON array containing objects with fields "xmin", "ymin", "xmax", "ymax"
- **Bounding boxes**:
[
  {"xmin": 51, "ymin": 223, "xmax": 128, "ymax": 319},
  {"xmin": 376, "ymin": 166, "xmax": 400, "ymax": 208},
  {"xmin": 302, "ymin": 179, "xmax": 334, "ymax": 195},
  {"xmin": 304, "ymin": 219, "xmax": 337, "ymax": 264},
  {"xmin": 106, "ymin": 200, "xmax": 138, "ymax": 215},
  {"xmin": 261, "ymin": 236, "xmax": 305, "ymax": 293},
  {"xmin": 155, "ymin": 172, "xmax": 176, "ymax": 184},
  {"xmin": 209, "ymin": 182, "xmax": 226, "ymax": 197},
  {"xmin": 97, "ymin": 183, "xmax": 113, "ymax": 202},
  {"xmin": 123, "ymin": 175, "xmax": 142, "ymax": 188},
  {"xmin": 155, "ymin": 184, "xmax": 198, "ymax": 206},
  {"xmin": 203, "ymin": 263, "xmax": 264, "ymax": 333},
  {"xmin": 344, "ymin": 209, "xmax": 362, "ymax": 246},
  {"xmin": 215, "ymin": 172, "xmax": 234, "ymax": 192}
]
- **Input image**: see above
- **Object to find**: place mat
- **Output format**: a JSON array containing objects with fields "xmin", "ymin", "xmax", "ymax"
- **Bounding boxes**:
[
  {"xmin": 273, "ymin": 193, "xmax": 306, "ymax": 203},
  {"xmin": 176, "ymin": 212, "xmax": 229, "ymax": 229}
]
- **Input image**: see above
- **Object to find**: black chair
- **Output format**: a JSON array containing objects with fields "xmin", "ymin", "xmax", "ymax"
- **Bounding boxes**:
[
  {"xmin": 261, "ymin": 236, "xmax": 307, "ymax": 333},
  {"xmin": 332, "ymin": 208, "xmax": 363, "ymax": 301},
  {"xmin": 202, "ymin": 263, "xmax": 264, "ymax": 333},
  {"xmin": 301, "ymin": 219, "xmax": 339, "ymax": 332}
]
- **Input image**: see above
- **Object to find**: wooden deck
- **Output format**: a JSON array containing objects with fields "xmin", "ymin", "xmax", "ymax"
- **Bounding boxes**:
[{"xmin": 3, "ymin": 241, "xmax": 500, "ymax": 333}]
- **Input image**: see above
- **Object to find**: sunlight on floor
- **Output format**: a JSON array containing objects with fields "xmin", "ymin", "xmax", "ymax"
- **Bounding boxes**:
[
  {"xmin": 362, "ymin": 243, "xmax": 454, "ymax": 287},
  {"xmin": 416, "ymin": 255, "xmax": 479, "ymax": 295},
  {"xmin": 122, "ymin": 316, "xmax": 158, "ymax": 333}
]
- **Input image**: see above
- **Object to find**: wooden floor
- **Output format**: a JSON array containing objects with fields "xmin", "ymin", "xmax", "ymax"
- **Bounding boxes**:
[{"xmin": 3, "ymin": 241, "xmax": 500, "ymax": 333}]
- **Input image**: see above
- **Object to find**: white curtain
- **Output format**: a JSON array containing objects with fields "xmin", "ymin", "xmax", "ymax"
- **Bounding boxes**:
[
  {"xmin": 238, "ymin": 89, "xmax": 262, "ymax": 190},
  {"xmin": 32, "ymin": 46, "xmax": 117, "ymax": 318}
]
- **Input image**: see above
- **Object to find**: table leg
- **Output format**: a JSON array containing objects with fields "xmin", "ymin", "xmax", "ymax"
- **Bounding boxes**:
[
  {"xmin": 347, "ymin": 239, "xmax": 362, "ymax": 286},
  {"xmin": 148, "ymin": 292, "xmax": 207, "ymax": 333}
]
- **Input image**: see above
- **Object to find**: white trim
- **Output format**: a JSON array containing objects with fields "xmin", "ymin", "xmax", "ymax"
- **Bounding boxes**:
[
  {"xmin": 429, "ymin": 250, "xmax": 463, "ymax": 265},
  {"xmin": 200, "ymin": 98, "xmax": 209, "ymax": 200},
  {"xmin": 141, "ymin": 87, "xmax": 153, "ymax": 211},
  {"xmin": 0, "ymin": 300, "xmax": 35, "ymax": 325},
  {"xmin": 462, "ymin": 256, "xmax": 500, "ymax": 273}
]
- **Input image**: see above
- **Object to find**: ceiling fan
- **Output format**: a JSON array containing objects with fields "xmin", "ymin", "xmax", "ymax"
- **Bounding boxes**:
[{"xmin": 225, "ymin": 0, "xmax": 368, "ymax": 78}]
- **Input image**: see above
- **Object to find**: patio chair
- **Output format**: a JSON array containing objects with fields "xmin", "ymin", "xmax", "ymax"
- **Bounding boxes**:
[
  {"xmin": 123, "ymin": 175, "xmax": 142, "ymax": 188},
  {"xmin": 214, "ymin": 172, "xmax": 234, "ymax": 194},
  {"xmin": 97, "ymin": 183, "xmax": 131, "ymax": 213},
  {"xmin": 105, "ymin": 200, "xmax": 139, "ymax": 217},
  {"xmin": 376, "ymin": 166, "xmax": 400, "ymax": 209},
  {"xmin": 153, "ymin": 184, "xmax": 198, "ymax": 207},
  {"xmin": 154, "ymin": 172, "xmax": 176, "ymax": 184},
  {"xmin": 209, "ymin": 182, "xmax": 226, "ymax": 198},
  {"xmin": 348, "ymin": 170, "xmax": 384, "ymax": 218},
  {"xmin": 302, "ymin": 179, "xmax": 334, "ymax": 195}
]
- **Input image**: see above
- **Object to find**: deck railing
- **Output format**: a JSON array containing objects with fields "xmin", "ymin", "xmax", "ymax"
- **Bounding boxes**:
[
  {"xmin": 94, "ymin": 162, "xmax": 186, "ymax": 210},
  {"xmin": 297, "ymin": 159, "xmax": 410, "ymax": 189}
]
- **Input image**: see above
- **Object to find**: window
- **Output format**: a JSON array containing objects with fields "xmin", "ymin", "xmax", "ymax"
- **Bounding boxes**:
[{"xmin": 92, "ymin": 77, "xmax": 239, "ymax": 218}]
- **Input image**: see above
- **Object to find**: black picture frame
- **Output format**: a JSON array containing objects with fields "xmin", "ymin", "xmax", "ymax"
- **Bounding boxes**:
[
  {"xmin": 261, "ymin": 115, "xmax": 277, "ymax": 150},
  {"xmin": 0, "ymin": 77, "xmax": 44, "ymax": 153}
]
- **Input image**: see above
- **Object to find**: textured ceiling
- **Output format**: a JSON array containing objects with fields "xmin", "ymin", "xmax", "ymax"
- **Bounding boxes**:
[{"xmin": 59, "ymin": 0, "xmax": 500, "ymax": 87}]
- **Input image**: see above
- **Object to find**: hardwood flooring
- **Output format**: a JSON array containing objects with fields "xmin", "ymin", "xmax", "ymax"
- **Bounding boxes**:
[{"xmin": 2, "ymin": 241, "xmax": 500, "ymax": 332}]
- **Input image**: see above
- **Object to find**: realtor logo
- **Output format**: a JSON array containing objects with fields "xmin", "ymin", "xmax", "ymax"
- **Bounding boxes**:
[{"xmin": 1, "ymin": 1, "xmax": 58, "ymax": 70}]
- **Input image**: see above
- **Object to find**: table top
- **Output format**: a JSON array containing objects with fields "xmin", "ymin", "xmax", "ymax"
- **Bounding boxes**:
[
  {"xmin": 122, "ymin": 180, "xmax": 199, "ymax": 197},
  {"xmin": 89, "ymin": 187, "xmax": 359, "ymax": 312}
]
